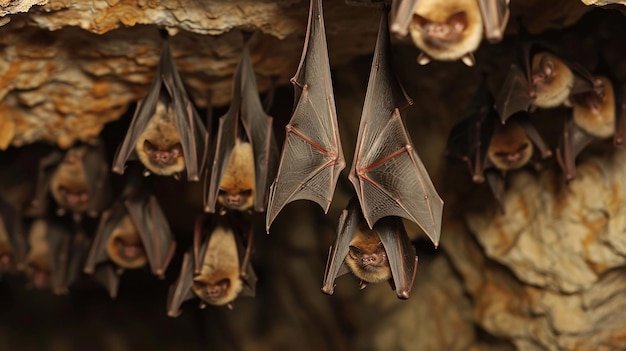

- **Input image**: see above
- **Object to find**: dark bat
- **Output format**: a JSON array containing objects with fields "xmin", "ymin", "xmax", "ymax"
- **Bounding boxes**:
[
  {"xmin": 399, "ymin": 0, "xmax": 509, "ymax": 66},
  {"xmin": 83, "ymin": 172, "xmax": 176, "ymax": 298},
  {"xmin": 555, "ymin": 77, "xmax": 624, "ymax": 181},
  {"xmin": 167, "ymin": 214, "xmax": 256, "ymax": 317},
  {"xmin": 112, "ymin": 35, "xmax": 208, "ymax": 182},
  {"xmin": 24, "ymin": 218, "xmax": 89, "ymax": 295},
  {"xmin": 29, "ymin": 142, "xmax": 111, "ymax": 223},
  {"xmin": 496, "ymin": 43, "xmax": 602, "ymax": 124},
  {"xmin": 265, "ymin": 0, "xmax": 346, "ymax": 231},
  {"xmin": 322, "ymin": 197, "xmax": 417, "ymax": 299},
  {"xmin": 0, "ymin": 195, "xmax": 27, "ymax": 274},
  {"xmin": 349, "ymin": 7, "xmax": 443, "ymax": 245},
  {"xmin": 205, "ymin": 34, "xmax": 278, "ymax": 214}
]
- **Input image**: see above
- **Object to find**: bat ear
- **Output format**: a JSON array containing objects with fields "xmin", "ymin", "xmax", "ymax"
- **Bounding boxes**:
[
  {"xmin": 447, "ymin": 11, "xmax": 468, "ymax": 32},
  {"xmin": 413, "ymin": 14, "xmax": 430, "ymax": 29}
]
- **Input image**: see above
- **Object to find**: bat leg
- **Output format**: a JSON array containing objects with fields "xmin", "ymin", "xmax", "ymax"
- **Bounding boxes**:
[
  {"xmin": 417, "ymin": 52, "xmax": 431, "ymax": 65},
  {"xmin": 193, "ymin": 215, "xmax": 203, "ymax": 275},
  {"xmin": 239, "ymin": 225, "xmax": 254, "ymax": 279},
  {"xmin": 359, "ymin": 280, "xmax": 368, "ymax": 290},
  {"xmin": 461, "ymin": 53, "xmax": 476, "ymax": 67},
  {"xmin": 518, "ymin": 117, "xmax": 552, "ymax": 159}
]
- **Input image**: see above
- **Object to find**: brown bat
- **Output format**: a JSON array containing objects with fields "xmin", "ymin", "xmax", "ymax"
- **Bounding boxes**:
[
  {"xmin": 112, "ymin": 35, "xmax": 208, "ymax": 182},
  {"xmin": 555, "ymin": 77, "xmax": 625, "ymax": 181},
  {"xmin": 322, "ymin": 197, "xmax": 417, "ymax": 299},
  {"xmin": 167, "ymin": 214, "xmax": 256, "ymax": 317},
  {"xmin": 204, "ymin": 34, "xmax": 278, "ymax": 214},
  {"xmin": 83, "ymin": 172, "xmax": 176, "ymax": 298},
  {"xmin": 349, "ymin": 7, "xmax": 443, "ymax": 245},
  {"xmin": 24, "ymin": 218, "xmax": 89, "ymax": 295},
  {"xmin": 401, "ymin": 0, "xmax": 509, "ymax": 66},
  {"xmin": 0, "ymin": 196, "xmax": 27, "ymax": 275},
  {"xmin": 447, "ymin": 80, "xmax": 551, "ymax": 209},
  {"xmin": 29, "ymin": 142, "xmax": 111, "ymax": 223},
  {"xmin": 265, "ymin": 0, "xmax": 346, "ymax": 231},
  {"xmin": 496, "ymin": 43, "xmax": 602, "ymax": 124}
]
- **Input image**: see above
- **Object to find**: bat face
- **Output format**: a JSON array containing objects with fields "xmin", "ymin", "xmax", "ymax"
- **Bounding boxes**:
[
  {"xmin": 573, "ymin": 76, "xmax": 615, "ymax": 139},
  {"xmin": 531, "ymin": 52, "xmax": 574, "ymax": 108},
  {"xmin": 24, "ymin": 220, "xmax": 51, "ymax": 289},
  {"xmin": 345, "ymin": 220, "xmax": 392, "ymax": 284},
  {"xmin": 217, "ymin": 139, "xmax": 255, "ymax": 212},
  {"xmin": 191, "ymin": 225, "xmax": 243, "ymax": 306},
  {"xmin": 487, "ymin": 121, "xmax": 533, "ymax": 171},
  {"xmin": 408, "ymin": 0, "xmax": 483, "ymax": 64},
  {"xmin": 106, "ymin": 214, "xmax": 148, "ymax": 269},
  {"xmin": 135, "ymin": 99, "xmax": 185, "ymax": 176},
  {"xmin": 50, "ymin": 147, "xmax": 90, "ymax": 214}
]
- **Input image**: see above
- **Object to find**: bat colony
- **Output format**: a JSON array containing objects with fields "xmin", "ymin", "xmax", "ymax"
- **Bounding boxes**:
[{"xmin": 1, "ymin": 0, "xmax": 623, "ymax": 315}]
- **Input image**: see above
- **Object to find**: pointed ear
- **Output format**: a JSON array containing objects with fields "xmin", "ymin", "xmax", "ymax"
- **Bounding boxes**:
[
  {"xmin": 413, "ymin": 14, "xmax": 430, "ymax": 29},
  {"xmin": 542, "ymin": 57, "xmax": 554, "ymax": 77},
  {"xmin": 447, "ymin": 11, "xmax": 468, "ymax": 32}
]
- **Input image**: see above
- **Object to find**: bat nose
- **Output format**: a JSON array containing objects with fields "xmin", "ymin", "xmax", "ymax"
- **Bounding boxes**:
[
  {"xmin": 154, "ymin": 152, "xmax": 171, "ymax": 163},
  {"xmin": 206, "ymin": 286, "xmax": 222, "ymax": 298},
  {"xmin": 361, "ymin": 254, "xmax": 378, "ymax": 265}
]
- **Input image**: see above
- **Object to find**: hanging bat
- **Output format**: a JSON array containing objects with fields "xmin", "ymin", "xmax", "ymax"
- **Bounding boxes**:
[
  {"xmin": 204, "ymin": 34, "xmax": 278, "ymax": 214},
  {"xmin": 265, "ymin": 0, "xmax": 346, "ymax": 231},
  {"xmin": 83, "ymin": 172, "xmax": 176, "ymax": 298},
  {"xmin": 24, "ymin": 218, "xmax": 89, "ymax": 295},
  {"xmin": 349, "ymin": 7, "xmax": 443, "ymax": 245},
  {"xmin": 401, "ymin": 0, "xmax": 510, "ymax": 66},
  {"xmin": 167, "ymin": 214, "xmax": 256, "ymax": 317},
  {"xmin": 556, "ymin": 77, "xmax": 625, "ymax": 181},
  {"xmin": 112, "ymin": 35, "xmax": 208, "ymax": 182},
  {"xmin": 29, "ymin": 142, "xmax": 111, "ymax": 223},
  {"xmin": 0, "ymin": 195, "xmax": 27, "ymax": 275},
  {"xmin": 496, "ymin": 43, "xmax": 602, "ymax": 124},
  {"xmin": 322, "ymin": 197, "xmax": 417, "ymax": 299}
]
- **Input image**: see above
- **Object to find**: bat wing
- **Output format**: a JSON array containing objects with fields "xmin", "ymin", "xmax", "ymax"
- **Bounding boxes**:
[
  {"xmin": 239, "ymin": 44, "xmax": 279, "ymax": 212},
  {"xmin": 166, "ymin": 251, "xmax": 196, "ymax": 318},
  {"xmin": 321, "ymin": 203, "xmax": 357, "ymax": 296},
  {"xmin": 45, "ymin": 220, "xmax": 74, "ymax": 295},
  {"xmin": 0, "ymin": 196, "xmax": 27, "ymax": 269},
  {"xmin": 615, "ymin": 85, "xmax": 626, "ymax": 146},
  {"xmin": 27, "ymin": 150, "xmax": 64, "ymax": 216},
  {"xmin": 93, "ymin": 264, "xmax": 121, "ymax": 299},
  {"xmin": 495, "ymin": 64, "xmax": 534, "ymax": 124},
  {"xmin": 82, "ymin": 142, "xmax": 112, "ymax": 215},
  {"xmin": 556, "ymin": 115, "xmax": 594, "ymax": 181},
  {"xmin": 265, "ymin": 0, "xmax": 346, "ymax": 230},
  {"xmin": 479, "ymin": 0, "xmax": 510, "ymax": 43},
  {"xmin": 160, "ymin": 41, "xmax": 209, "ymax": 182},
  {"xmin": 348, "ymin": 9, "xmax": 443, "ymax": 245},
  {"xmin": 233, "ymin": 215, "xmax": 257, "ymax": 297},
  {"xmin": 83, "ymin": 205, "xmax": 125, "ymax": 274},
  {"xmin": 390, "ymin": 0, "xmax": 419, "ymax": 37},
  {"xmin": 515, "ymin": 113, "xmax": 553, "ymax": 159},
  {"xmin": 240, "ymin": 260, "xmax": 258, "ymax": 298},
  {"xmin": 376, "ymin": 216, "xmax": 417, "ymax": 299},
  {"xmin": 126, "ymin": 192, "xmax": 176, "ymax": 278}
]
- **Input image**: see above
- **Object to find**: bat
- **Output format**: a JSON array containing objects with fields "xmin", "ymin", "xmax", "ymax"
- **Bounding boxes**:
[
  {"xmin": 167, "ymin": 214, "xmax": 256, "ymax": 317},
  {"xmin": 112, "ymin": 35, "xmax": 208, "ymax": 182},
  {"xmin": 204, "ymin": 34, "xmax": 278, "ymax": 214},
  {"xmin": 496, "ymin": 43, "xmax": 602, "ymax": 124},
  {"xmin": 349, "ymin": 7, "xmax": 443, "ymax": 245},
  {"xmin": 400, "ymin": 0, "xmax": 510, "ymax": 66},
  {"xmin": 83, "ymin": 172, "xmax": 176, "ymax": 298},
  {"xmin": 265, "ymin": 0, "xmax": 346, "ymax": 231},
  {"xmin": 29, "ymin": 142, "xmax": 111, "ymax": 223},
  {"xmin": 24, "ymin": 218, "xmax": 89, "ymax": 295},
  {"xmin": 0, "ymin": 195, "xmax": 27, "ymax": 275},
  {"xmin": 556, "ymin": 76, "xmax": 625, "ymax": 181},
  {"xmin": 447, "ymin": 80, "xmax": 551, "ymax": 209},
  {"xmin": 322, "ymin": 197, "xmax": 417, "ymax": 299}
]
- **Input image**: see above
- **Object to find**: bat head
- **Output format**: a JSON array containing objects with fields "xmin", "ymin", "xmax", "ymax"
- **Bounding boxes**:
[
  {"xmin": 488, "ymin": 121, "xmax": 533, "ymax": 171},
  {"xmin": 217, "ymin": 140, "xmax": 255, "ymax": 212},
  {"xmin": 106, "ymin": 215, "xmax": 148, "ymax": 269},
  {"xmin": 192, "ymin": 271, "xmax": 244, "ymax": 306},
  {"xmin": 135, "ymin": 101, "xmax": 186, "ymax": 176},
  {"xmin": 50, "ymin": 147, "xmax": 91, "ymax": 214},
  {"xmin": 345, "ymin": 221, "xmax": 392, "ymax": 284},
  {"xmin": 25, "ymin": 252, "xmax": 51, "ymax": 289},
  {"xmin": 572, "ymin": 76, "xmax": 615, "ymax": 139},
  {"xmin": 531, "ymin": 52, "xmax": 574, "ymax": 108}
]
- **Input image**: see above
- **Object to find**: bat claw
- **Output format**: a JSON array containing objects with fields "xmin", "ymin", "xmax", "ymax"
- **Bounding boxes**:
[
  {"xmin": 461, "ymin": 53, "xmax": 475, "ymax": 67},
  {"xmin": 359, "ymin": 280, "xmax": 369, "ymax": 290},
  {"xmin": 199, "ymin": 302, "xmax": 207, "ymax": 309},
  {"xmin": 143, "ymin": 169, "xmax": 151, "ymax": 177},
  {"xmin": 227, "ymin": 303, "xmax": 234, "ymax": 310},
  {"xmin": 417, "ymin": 52, "xmax": 431, "ymax": 65}
]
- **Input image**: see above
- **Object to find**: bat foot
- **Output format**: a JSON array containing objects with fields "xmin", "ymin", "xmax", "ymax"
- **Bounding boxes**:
[
  {"xmin": 472, "ymin": 174, "xmax": 485, "ymax": 184},
  {"xmin": 321, "ymin": 286, "xmax": 334, "ymax": 296},
  {"xmin": 359, "ymin": 280, "xmax": 369, "ymax": 290},
  {"xmin": 416, "ymin": 52, "xmax": 431, "ymax": 65},
  {"xmin": 143, "ymin": 169, "xmax": 151, "ymax": 177},
  {"xmin": 461, "ymin": 53, "xmax": 475, "ymax": 67}
]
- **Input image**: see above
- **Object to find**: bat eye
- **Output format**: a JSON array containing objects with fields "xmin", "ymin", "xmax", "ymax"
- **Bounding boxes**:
[
  {"xmin": 240, "ymin": 189, "xmax": 252, "ymax": 197},
  {"xmin": 349, "ymin": 246, "xmax": 362, "ymax": 259},
  {"xmin": 143, "ymin": 140, "xmax": 156, "ymax": 152},
  {"xmin": 517, "ymin": 142, "xmax": 529, "ymax": 153},
  {"xmin": 374, "ymin": 243, "xmax": 386, "ymax": 254},
  {"xmin": 218, "ymin": 189, "xmax": 227, "ymax": 196}
]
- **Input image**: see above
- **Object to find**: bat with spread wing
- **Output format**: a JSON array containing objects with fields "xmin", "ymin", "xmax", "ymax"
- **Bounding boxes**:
[
  {"xmin": 112, "ymin": 34, "xmax": 208, "ymax": 182},
  {"xmin": 322, "ymin": 197, "xmax": 417, "ymax": 299},
  {"xmin": 396, "ymin": 0, "xmax": 509, "ymax": 66},
  {"xmin": 496, "ymin": 42, "xmax": 602, "ymax": 124},
  {"xmin": 167, "ymin": 213, "xmax": 256, "ymax": 317},
  {"xmin": 349, "ymin": 7, "xmax": 443, "ymax": 246},
  {"xmin": 29, "ymin": 141, "xmax": 111, "ymax": 223},
  {"xmin": 204, "ymin": 34, "xmax": 278, "ymax": 214},
  {"xmin": 83, "ymin": 171, "xmax": 176, "ymax": 298},
  {"xmin": 24, "ymin": 218, "xmax": 89, "ymax": 295},
  {"xmin": 265, "ymin": 0, "xmax": 346, "ymax": 231}
]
